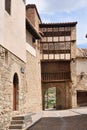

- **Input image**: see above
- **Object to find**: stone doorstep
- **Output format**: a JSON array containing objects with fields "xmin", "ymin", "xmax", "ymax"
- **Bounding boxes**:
[
  {"xmin": 11, "ymin": 120, "xmax": 24, "ymax": 124},
  {"xmin": 22, "ymin": 112, "xmax": 43, "ymax": 130},
  {"xmin": 9, "ymin": 112, "xmax": 42, "ymax": 130},
  {"xmin": 10, "ymin": 120, "xmax": 28, "ymax": 129},
  {"xmin": 9, "ymin": 125, "xmax": 23, "ymax": 129},
  {"xmin": 9, "ymin": 113, "xmax": 32, "ymax": 130},
  {"xmin": 12, "ymin": 116, "xmax": 25, "ymax": 120},
  {"xmin": 10, "ymin": 121, "xmax": 27, "ymax": 128},
  {"xmin": 12, "ymin": 113, "xmax": 33, "ymax": 121}
]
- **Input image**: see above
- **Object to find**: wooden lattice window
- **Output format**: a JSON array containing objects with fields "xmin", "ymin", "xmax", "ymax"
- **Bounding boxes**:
[{"xmin": 5, "ymin": 0, "xmax": 11, "ymax": 15}]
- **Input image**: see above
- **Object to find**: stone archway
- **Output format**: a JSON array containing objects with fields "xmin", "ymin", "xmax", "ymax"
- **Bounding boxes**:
[
  {"xmin": 13, "ymin": 73, "xmax": 19, "ymax": 111},
  {"xmin": 42, "ymin": 82, "xmax": 71, "ymax": 110},
  {"xmin": 42, "ymin": 85, "xmax": 63, "ymax": 110}
]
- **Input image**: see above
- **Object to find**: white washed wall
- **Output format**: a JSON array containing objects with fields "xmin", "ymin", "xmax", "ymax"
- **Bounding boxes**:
[
  {"xmin": 0, "ymin": 0, "xmax": 26, "ymax": 62},
  {"xmin": 76, "ymin": 59, "xmax": 87, "ymax": 75}
]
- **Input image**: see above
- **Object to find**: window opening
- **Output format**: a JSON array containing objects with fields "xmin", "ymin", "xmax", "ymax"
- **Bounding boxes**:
[{"xmin": 5, "ymin": 0, "xmax": 11, "ymax": 15}]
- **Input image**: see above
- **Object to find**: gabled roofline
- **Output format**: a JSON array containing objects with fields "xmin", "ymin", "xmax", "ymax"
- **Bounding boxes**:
[{"xmin": 26, "ymin": 17, "xmax": 41, "ymax": 39}]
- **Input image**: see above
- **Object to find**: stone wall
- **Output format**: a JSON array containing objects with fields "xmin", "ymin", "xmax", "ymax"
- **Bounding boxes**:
[
  {"xmin": 76, "ymin": 59, "xmax": 87, "ymax": 75},
  {"xmin": 0, "ymin": 44, "xmax": 42, "ymax": 129},
  {"xmin": 70, "ymin": 25, "xmax": 77, "ymax": 108},
  {"xmin": 26, "ymin": 6, "xmax": 42, "ymax": 112},
  {"xmin": 71, "ymin": 58, "xmax": 87, "ymax": 108},
  {"xmin": 25, "ymin": 47, "xmax": 42, "ymax": 113},
  {"xmin": 0, "ymin": 45, "xmax": 26, "ymax": 130},
  {"xmin": 71, "ymin": 26, "xmax": 76, "ymax": 59}
]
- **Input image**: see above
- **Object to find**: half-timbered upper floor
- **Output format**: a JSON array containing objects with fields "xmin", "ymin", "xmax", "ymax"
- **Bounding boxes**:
[
  {"xmin": 40, "ymin": 22, "xmax": 77, "ymax": 82},
  {"xmin": 40, "ymin": 22, "xmax": 77, "ymax": 60}
]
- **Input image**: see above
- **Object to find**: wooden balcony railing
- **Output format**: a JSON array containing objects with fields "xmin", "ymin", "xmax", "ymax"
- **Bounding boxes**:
[{"xmin": 41, "ymin": 72, "xmax": 71, "ymax": 82}]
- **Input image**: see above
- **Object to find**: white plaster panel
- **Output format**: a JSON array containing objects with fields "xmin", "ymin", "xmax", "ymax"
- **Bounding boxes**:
[
  {"xmin": 0, "ymin": 0, "xmax": 4, "ymax": 44},
  {"xmin": 1, "ymin": 0, "xmax": 26, "ymax": 62},
  {"xmin": 26, "ymin": 42, "xmax": 36, "ymax": 57},
  {"xmin": 76, "ymin": 59, "xmax": 87, "ymax": 75}
]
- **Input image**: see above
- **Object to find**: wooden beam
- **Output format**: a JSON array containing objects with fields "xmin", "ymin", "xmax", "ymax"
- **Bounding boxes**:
[{"xmin": 43, "ymin": 31, "xmax": 71, "ymax": 37}]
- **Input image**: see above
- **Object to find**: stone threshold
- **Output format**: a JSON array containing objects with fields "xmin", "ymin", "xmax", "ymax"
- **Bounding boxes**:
[{"xmin": 22, "ymin": 112, "xmax": 42, "ymax": 130}]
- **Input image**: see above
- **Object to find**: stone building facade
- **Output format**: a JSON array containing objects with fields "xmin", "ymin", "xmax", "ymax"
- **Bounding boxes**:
[
  {"xmin": 40, "ymin": 22, "xmax": 77, "ymax": 110},
  {"xmin": 40, "ymin": 23, "xmax": 87, "ymax": 110},
  {"xmin": 25, "ymin": 4, "xmax": 42, "ymax": 113},
  {"xmin": 0, "ymin": 2, "xmax": 42, "ymax": 130},
  {"xmin": 0, "ymin": 0, "xmax": 26, "ymax": 129},
  {"xmin": 0, "ymin": 46, "xmax": 26, "ymax": 129},
  {"xmin": 71, "ymin": 48, "xmax": 87, "ymax": 108}
]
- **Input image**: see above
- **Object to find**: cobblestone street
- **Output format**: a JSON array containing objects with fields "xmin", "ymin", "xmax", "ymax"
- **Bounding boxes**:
[{"xmin": 28, "ymin": 107, "xmax": 87, "ymax": 130}]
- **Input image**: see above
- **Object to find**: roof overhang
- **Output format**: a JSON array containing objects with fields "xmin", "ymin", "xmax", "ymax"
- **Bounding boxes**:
[
  {"xmin": 26, "ymin": 17, "xmax": 41, "ymax": 39},
  {"xmin": 40, "ymin": 22, "xmax": 77, "ymax": 28},
  {"xmin": 26, "ymin": 4, "xmax": 42, "ymax": 23}
]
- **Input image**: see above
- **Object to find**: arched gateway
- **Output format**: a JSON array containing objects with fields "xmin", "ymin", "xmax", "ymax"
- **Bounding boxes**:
[{"xmin": 40, "ymin": 22, "xmax": 77, "ymax": 110}]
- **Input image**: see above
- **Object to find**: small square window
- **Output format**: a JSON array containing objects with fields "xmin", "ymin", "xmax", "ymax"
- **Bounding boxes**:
[
  {"xmin": 5, "ymin": 0, "xmax": 11, "ymax": 15},
  {"xmin": 5, "ymin": 50, "xmax": 8, "ymax": 64}
]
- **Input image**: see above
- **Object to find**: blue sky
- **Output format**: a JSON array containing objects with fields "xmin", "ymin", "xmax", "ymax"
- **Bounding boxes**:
[{"xmin": 26, "ymin": 0, "xmax": 87, "ymax": 48}]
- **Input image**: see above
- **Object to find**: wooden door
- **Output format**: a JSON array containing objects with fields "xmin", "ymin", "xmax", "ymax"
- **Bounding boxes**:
[{"xmin": 13, "ymin": 73, "xmax": 19, "ymax": 111}]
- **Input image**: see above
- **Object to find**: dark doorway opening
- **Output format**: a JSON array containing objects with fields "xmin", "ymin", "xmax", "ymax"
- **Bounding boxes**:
[
  {"xmin": 13, "ymin": 73, "xmax": 19, "ymax": 111},
  {"xmin": 77, "ymin": 91, "xmax": 87, "ymax": 107},
  {"xmin": 44, "ymin": 87, "xmax": 56, "ymax": 110}
]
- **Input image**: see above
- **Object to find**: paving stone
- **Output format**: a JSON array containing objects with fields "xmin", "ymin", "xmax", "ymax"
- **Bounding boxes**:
[{"xmin": 27, "ymin": 109, "xmax": 87, "ymax": 130}]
